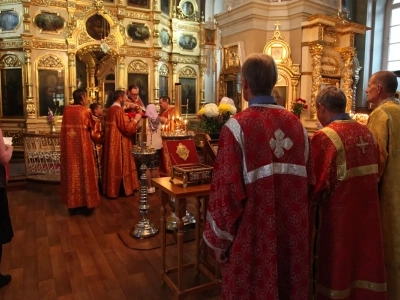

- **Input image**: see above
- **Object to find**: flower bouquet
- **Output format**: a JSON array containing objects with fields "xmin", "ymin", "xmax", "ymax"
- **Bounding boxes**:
[
  {"xmin": 47, "ymin": 108, "xmax": 59, "ymax": 124},
  {"xmin": 291, "ymin": 98, "xmax": 308, "ymax": 117},
  {"xmin": 197, "ymin": 102, "xmax": 237, "ymax": 133}
]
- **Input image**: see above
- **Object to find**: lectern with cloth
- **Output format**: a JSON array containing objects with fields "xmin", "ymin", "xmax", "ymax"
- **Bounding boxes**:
[{"xmin": 152, "ymin": 139, "xmax": 220, "ymax": 299}]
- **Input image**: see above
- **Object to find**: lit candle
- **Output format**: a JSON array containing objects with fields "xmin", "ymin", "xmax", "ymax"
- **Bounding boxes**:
[
  {"xmin": 172, "ymin": 116, "xmax": 175, "ymax": 131},
  {"xmin": 184, "ymin": 119, "xmax": 188, "ymax": 133},
  {"xmin": 186, "ymin": 99, "xmax": 189, "ymax": 119}
]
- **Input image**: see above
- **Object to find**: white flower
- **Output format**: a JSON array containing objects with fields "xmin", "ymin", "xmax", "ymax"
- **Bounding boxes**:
[{"xmin": 203, "ymin": 103, "xmax": 219, "ymax": 118}]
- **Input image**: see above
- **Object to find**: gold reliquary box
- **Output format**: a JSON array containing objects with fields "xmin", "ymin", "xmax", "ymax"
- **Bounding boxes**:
[{"xmin": 165, "ymin": 139, "xmax": 213, "ymax": 188}]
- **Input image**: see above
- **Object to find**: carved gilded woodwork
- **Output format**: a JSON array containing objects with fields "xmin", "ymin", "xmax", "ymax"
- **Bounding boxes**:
[
  {"xmin": 302, "ymin": 14, "xmax": 369, "ymax": 119},
  {"xmin": 339, "ymin": 48, "xmax": 357, "ymax": 113},
  {"xmin": 179, "ymin": 66, "xmax": 196, "ymax": 78},
  {"xmin": 32, "ymin": 40, "xmax": 68, "ymax": 50},
  {"xmin": 0, "ymin": 40, "xmax": 24, "ymax": 49},
  {"xmin": 125, "ymin": 11, "xmax": 152, "ymax": 20},
  {"xmin": 321, "ymin": 54, "xmax": 340, "ymax": 76},
  {"xmin": 309, "ymin": 43, "xmax": 324, "ymax": 120},
  {"xmin": 37, "ymin": 54, "xmax": 64, "ymax": 68},
  {"xmin": 127, "ymin": 60, "xmax": 149, "ymax": 74},
  {"xmin": 0, "ymin": 0, "xmax": 204, "ymax": 136},
  {"xmin": 0, "ymin": 54, "xmax": 22, "ymax": 68},
  {"xmin": 31, "ymin": 0, "xmax": 67, "ymax": 8},
  {"xmin": 24, "ymin": 49, "xmax": 34, "ymax": 113},
  {"xmin": 1, "ymin": 0, "xmax": 22, "ymax": 4},
  {"xmin": 159, "ymin": 64, "xmax": 169, "ymax": 76},
  {"xmin": 262, "ymin": 24, "xmax": 301, "ymax": 111}
]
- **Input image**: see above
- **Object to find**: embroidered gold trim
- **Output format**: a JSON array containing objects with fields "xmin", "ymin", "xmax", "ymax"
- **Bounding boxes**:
[
  {"xmin": 316, "ymin": 280, "xmax": 387, "ymax": 299},
  {"xmin": 321, "ymin": 128, "xmax": 378, "ymax": 180},
  {"xmin": 321, "ymin": 127, "xmax": 346, "ymax": 180},
  {"xmin": 344, "ymin": 164, "xmax": 378, "ymax": 180}
]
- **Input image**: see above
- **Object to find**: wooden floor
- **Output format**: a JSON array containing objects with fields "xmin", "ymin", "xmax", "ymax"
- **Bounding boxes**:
[{"xmin": 0, "ymin": 182, "xmax": 221, "ymax": 300}]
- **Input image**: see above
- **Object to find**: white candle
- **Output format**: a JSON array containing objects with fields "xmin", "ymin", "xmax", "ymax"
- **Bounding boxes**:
[
  {"xmin": 338, "ymin": 0, "xmax": 342, "ymax": 11},
  {"xmin": 186, "ymin": 99, "xmax": 189, "ymax": 119}
]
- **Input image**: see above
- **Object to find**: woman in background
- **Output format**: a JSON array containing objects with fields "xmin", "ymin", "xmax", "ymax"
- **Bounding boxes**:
[
  {"xmin": 0, "ymin": 128, "xmax": 13, "ymax": 289},
  {"xmin": 145, "ymin": 104, "xmax": 162, "ymax": 193}
]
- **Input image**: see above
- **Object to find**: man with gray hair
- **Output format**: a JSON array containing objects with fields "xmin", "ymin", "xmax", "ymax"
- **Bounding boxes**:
[
  {"xmin": 203, "ymin": 53, "xmax": 314, "ymax": 299},
  {"xmin": 366, "ymin": 70, "xmax": 400, "ymax": 299},
  {"xmin": 311, "ymin": 86, "xmax": 386, "ymax": 299}
]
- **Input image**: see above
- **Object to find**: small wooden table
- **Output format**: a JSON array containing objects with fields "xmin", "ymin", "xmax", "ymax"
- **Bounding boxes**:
[{"xmin": 151, "ymin": 177, "xmax": 221, "ymax": 299}]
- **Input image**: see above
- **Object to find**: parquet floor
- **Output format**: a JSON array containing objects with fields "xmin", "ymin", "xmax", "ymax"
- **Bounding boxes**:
[{"xmin": 0, "ymin": 182, "xmax": 221, "ymax": 300}]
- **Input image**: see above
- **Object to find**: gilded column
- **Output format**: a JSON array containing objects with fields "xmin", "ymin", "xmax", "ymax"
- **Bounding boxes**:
[
  {"xmin": 24, "ymin": 49, "xmax": 35, "ymax": 118},
  {"xmin": 309, "ymin": 44, "xmax": 324, "ymax": 120},
  {"xmin": 68, "ymin": 52, "xmax": 76, "ymax": 104},
  {"xmin": 153, "ymin": 59, "xmax": 159, "ymax": 103},
  {"xmin": 89, "ymin": 65, "xmax": 96, "ymax": 93},
  {"xmin": 199, "ymin": 64, "xmax": 205, "ymax": 111},
  {"xmin": 118, "ymin": 55, "xmax": 126, "ymax": 90},
  {"xmin": 339, "ymin": 49, "xmax": 356, "ymax": 113},
  {"xmin": 171, "ymin": 62, "xmax": 178, "ymax": 105},
  {"xmin": 291, "ymin": 78, "xmax": 299, "ymax": 110}
]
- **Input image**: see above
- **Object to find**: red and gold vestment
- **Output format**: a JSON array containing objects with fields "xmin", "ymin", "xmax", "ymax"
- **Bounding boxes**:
[
  {"xmin": 102, "ymin": 104, "xmax": 139, "ymax": 198},
  {"xmin": 367, "ymin": 99, "xmax": 400, "ymax": 299},
  {"xmin": 311, "ymin": 120, "xmax": 386, "ymax": 299},
  {"xmin": 60, "ymin": 105, "xmax": 100, "ymax": 208},
  {"xmin": 203, "ymin": 104, "xmax": 314, "ymax": 299}
]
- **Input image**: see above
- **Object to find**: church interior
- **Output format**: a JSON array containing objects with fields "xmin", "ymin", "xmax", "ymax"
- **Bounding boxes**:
[{"xmin": 0, "ymin": 0, "xmax": 399, "ymax": 298}]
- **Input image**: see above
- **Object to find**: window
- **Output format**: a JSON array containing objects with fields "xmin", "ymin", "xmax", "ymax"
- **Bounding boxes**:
[{"xmin": 387, "ymin": 1, "xmax": 400, "ymax": 72}]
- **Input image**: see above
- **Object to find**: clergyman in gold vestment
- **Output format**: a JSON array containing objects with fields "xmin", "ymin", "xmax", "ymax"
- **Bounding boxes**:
[
  {"xmin": 102, "ymin": 90, "xmax": 142, "ymax": 199},
  {"xmin": 366, "ymin": 70, "xmax": 400, "ymax": 300},
  {"xmin": 60, "ymin": 89, "xmax": 100, "ymax": 215}
]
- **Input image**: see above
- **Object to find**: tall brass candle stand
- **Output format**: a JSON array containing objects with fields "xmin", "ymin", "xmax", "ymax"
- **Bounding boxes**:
[{"xmin": 131, "ymin": 149, "xmax": 159, "ymax": 238}]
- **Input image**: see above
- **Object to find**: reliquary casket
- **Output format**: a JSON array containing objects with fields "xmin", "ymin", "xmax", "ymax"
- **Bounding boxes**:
[{"xmin": 165, "ymin": 139, "xmax": 213, "ymax": 188}]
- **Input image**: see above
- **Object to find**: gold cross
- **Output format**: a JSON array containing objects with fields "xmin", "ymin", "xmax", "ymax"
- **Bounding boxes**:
[
  {"xmin": 275, "ymin": 22, "xmax": 281, "ymax": 31},
  {"xmin": 67, "ymin": 128, "xmax": 77, "ymax": 139},
  {"xmin": 356, "ymin": 136, "xmax": 369, "ymax": 154}
]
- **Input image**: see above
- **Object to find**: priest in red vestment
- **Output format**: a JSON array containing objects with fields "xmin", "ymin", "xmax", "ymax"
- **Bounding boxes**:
[
  {"xmin": 60, "ymin": 89, "xmax": 100, "ymax": 215},
  {"xmin": 203, "ymin": 53, "xmax": 314, "ymax": 299},
  {"xmin": 102, "ymin": 90, "xmax": 142, "ymax": 198},
  {"xmin": 311, "ymin": 86, "xmax": 386, "ymax": 299},
  {"xmin": 158, "ymin": 95, "xmax": 175, "ymax": 176}
]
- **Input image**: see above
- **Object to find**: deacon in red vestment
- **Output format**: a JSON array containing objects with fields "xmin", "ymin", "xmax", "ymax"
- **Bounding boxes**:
[
  {"xmin": 158, "ymin": 95, "xmax": 175, "ymax": 176},
  {"xmin": 102, "ymin": 90, "xmax": 142, "ymax": 198},
  {"xmin": 311, "ymin": 86, "xmax": 386, "ymax": 299},
  {"xmin": 203, "ymin": 54, "xmax": 314, "ymax": 299},
  {"xmin": 60, "ymin": 89, "xmax": 100, "ymax": 215}
]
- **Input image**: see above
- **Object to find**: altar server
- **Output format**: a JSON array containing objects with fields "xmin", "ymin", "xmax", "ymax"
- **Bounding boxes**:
[
  {"xmin": 60, "ymin": 89, "xmax": 100, "ymax": 216},
  {"xmin": 311, "ymin": 86, "xmax": 386, "ymax": 299},
  {"xmin": 203, "ymin": 53, "xmax": 314, "ymax": 299},
  {"xmin": 102, "ymin": 90, "xmax": 142, "ymax": 198}
]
